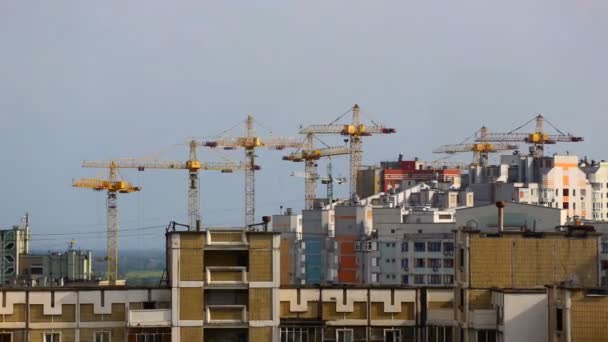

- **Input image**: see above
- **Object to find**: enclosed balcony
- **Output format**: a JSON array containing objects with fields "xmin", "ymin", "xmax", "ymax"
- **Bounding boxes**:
[
  {"xmin": 206, "ymin": 266, "xmax": 248, "ymax": 286},
  {"xmin": 206, "ymin": 305, "xmax": 247, "ymax": 324},
  {"xmin": 128, "ymin": 309, "xmax": 172, "ymax": 327},
  {"xmin": 206, "ymin": 230, "xmax": 248, "ymax": 248}
]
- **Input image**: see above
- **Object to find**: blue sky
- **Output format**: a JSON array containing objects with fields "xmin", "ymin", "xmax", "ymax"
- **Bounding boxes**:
[{"xmin": 1, "ymin": 0, "xmax": 606, "ymax": 250}]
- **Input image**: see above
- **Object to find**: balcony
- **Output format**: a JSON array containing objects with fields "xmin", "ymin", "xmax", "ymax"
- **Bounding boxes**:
[
  {"xmin": 206, "ymin": 305, "xmax": 247, "ymax": 324},
  {"xmin": 206, "ymin": 230, "xmax": 248, "ymax": 247},
  {"xmin": 128, "ymin": 309, "xmax": 172, "ymax": 327},
  {"xmin": 206, "ymin": 266, "xmax": 248, "ymax": 286},
  {"xmin": 470, "ymin": 309, "xmax": 497, "ymax": 329}
]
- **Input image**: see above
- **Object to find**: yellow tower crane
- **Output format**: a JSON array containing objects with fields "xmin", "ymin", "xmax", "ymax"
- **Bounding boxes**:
[
  {"xmin": 203, "ymin": 115, "xmax": 302, "ymax": 226},
  {"xmin": 298, "ymin": 104, "xmax": 396, "ymax": 199},
  {"xmin": 475, "ymin": 115, "xmax": 583, "ymax": 158},
  {"xmin": 433, "ymin": 126, "xmax": 518, "ymax": 166},
  {"xmin": 73, "ymin": 162, "xmax": 140, "ymax": 284},
  {"xmin": 283, "ymin": 133, "xmax": 351, "ymax": 209},
  {"xmin": 82, "ymin": 140, "xmax": 251, "ymax": 231}
]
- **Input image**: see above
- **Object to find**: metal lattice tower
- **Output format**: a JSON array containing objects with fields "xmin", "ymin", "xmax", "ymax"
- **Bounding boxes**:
[{"xmin": 73, "ymin": 162, "xmax": 140, "ymax": 284}]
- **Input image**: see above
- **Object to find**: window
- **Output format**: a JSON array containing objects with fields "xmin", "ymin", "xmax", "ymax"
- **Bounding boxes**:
[
  {"xmin": 573, "ymin": 202, "xmax": 576, "ymax": 210},
  {"xmin": 280, "ymin": 327, "xmax": 322, "ymax": 342},
  {"xmin": 459, "ymin": 248, "xmax": 464, "ymax": 268},
  {"xmin": 428, "ymin": 259, "xmax": 441, "ymax": 268},
  {"xmin": 428, "ymin": 241, "xmax": 441, "ymax": 252},
  {"xmin": 143, "ymin": 302, "xmax": 156, "ymax": 309},
  {"xmin": 384, "ymin": 329, "xmax": 401, "ymax": 342},
  {"xmin": 95, "ymin": 332, "xmax": 110, "ymax": 342},
  {"xmin": 443, "ymin": 275, "xmax": 454, "ymax": 284},
  {"xmin": 371, "ymin": 273, "xmax": 378, "ymax": 282},
  {"xmin": 30, "ymin": 265, "xmax": 43, "ymax": 275},
  {"xmin": 556, "ymin": 308, "xmax": 563, "ymax": 332},
  {"xmin": 428, "ymin": 326, "xmax": 453, "ymax": 342},
  {"xmin": 573, "ymin": 189, "xmax": 576, "ymax": 196},
  {"xmin": 44, "ymin": 333, "xmax": 60, "ymax": 342},
  {"xmin": 401, "ymin": 258, "xmax": 409, "ymax": 270},
  {"xmin": 428, "ymin": 274, "xmax": 442, "ymax": 284},
  {"xmin": 477, "ymin": 330, "xmax": 497, "ymax": 342},
  {"xmin": 443, "ymin": 242, "xmax": 454, "ymax": 252},
  {"xmin": 372, "ymin": 257, "xmax": 378, "ymax": 267},
  {"xmin": 414, "ymin": 242, "xmax": 425, "ymax": 252},
  {"xmin": 414, "ymin": 274, "xmax": 425, "ymax": 284},
  {"xmin": 135, "ymin": 334, "xmax": 163, "ymax": 342},
  {"xmin": 401, "ymin": 242, "xmax": 408, "ymax": 252},
  {"xmin": 438, "ymin": 214, "xmax": 452, "ymax": 220},
  {"xmin": 563, "ymin": 189, "xmax": 569, "ymax": 196},
  {"xmin": 355, "ymin": 241, "xmax": 361, "ymax": 251},
  {"xmin": 415, "ymin": 258, "xmax": 425, "ymax": 268},
  {"xmin": 402, "ymin": 275, "xmax": 409, "ymax": 284},
  {"xmin": 563, "ymin": 202, "xmax": 569, "ymax": 209},
  {"xmin": 337, "ymin": 329, "xmax": 353, "ymax": 342},
  {"xmin": 0, "ymin": 333, "xmax": 11, "ymax": 342},
  {"xmin": 443, "ymin": 259, "xmax": 454, "ymax": 268}
]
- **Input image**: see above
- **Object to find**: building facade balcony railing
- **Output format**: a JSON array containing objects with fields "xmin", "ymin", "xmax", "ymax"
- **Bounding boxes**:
[
  {"xmin": 206, "ymin": 230, "xmax": 248, "ymax": 246},
  {"xmin": 206, "ymin": 266, "xmax": 248, "ymax": 285},
  {"xmin": 206, "ymin": 305, "xmax": 248, "ymax": 324},
  {"xmin": 128, "ymin": 309, "xmax": 172, "ymax": 327}
]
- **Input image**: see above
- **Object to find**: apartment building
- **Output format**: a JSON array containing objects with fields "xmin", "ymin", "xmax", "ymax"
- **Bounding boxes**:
[
  {"xmin": 166, "ymin": 228, "xmax": 281, "ymax": 341},
  {"xmin": 547, "ymin": 286, "xmax": 608, "ymax": 342},
  {"xmin": 582, "ymin": 160, "xmax": 608, "ymax": 221},
  {"xmin": 454, "ymin": 211, "xmax": 601, "ymax": 342},
  {"xmin": 279, "ymin": 286, "xmax": 456, "ymax": 342}
]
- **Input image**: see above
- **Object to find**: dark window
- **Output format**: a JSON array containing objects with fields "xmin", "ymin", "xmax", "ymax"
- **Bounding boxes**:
[
  {"xmin": 401, "ymin": 258, "xmax": 409, "ymax": 270},
  {"xmin": 556, "ymin": 308, "xmax": 563, "ymax": 332},
  {"xmin": 0, "ymin": 333, "xmax": 11, "ymax": 342},
  {"xmin": 401, "ymin": 242, "xmax": 408, "ymax": 252},
  {"xmin": 444, "ymin": 275, "xmax": 454, "ymax": 284},
  {"xmin": 563, "ymin": 202, "xmax": 569, "ymax": 209},
  {"xmin": 443, "ymin": 242, "xmax": 454, "ymax": 251},
  {"xmin": 444, "ymin": 259, "xmax": 454, "ymax": 268},
  {"xmin": 143, "ymin": 302, "xmax": 156, "ymax": 309},
  {"xmin": 428, "ymin": 274, "xmax": 442, "ymax": 284},
  {"xmin": 459, "ymin": 248, "xmax": 465, "ymax": 268},
  {"xmin": 414, "ymin": 242, "xmax": 426, "ymax": 252},
  {"xmin": 428, "ymin": 242, "xmax": 441, "ymax": 252},
  {"xmin": 428, "ymin": 259, "xmax": 441, "ymax": 268},
  {"xmin": 415, "ymin": 259, "xmax": 425, "ymax": 268},
  {"xmin": 402, "ymin": 275, "xmax": 409, "ymax": 284},
  {"xmin": 30, "ymin": 265, "xmax": 44, "ymax": 275},
  {"xmin": 563, "ymin": 189, "xmax": 569, "ymax": 196},
  {"xmin": 459, "ymin": 289, "xmax": 464, "ymax": 308},
  {"xmin": 414, "ymin": 275, "xmax": 425, "ymax": 284},
  {"xmin": 477, "ymin": 330, "xmax": 497, "ymax": 342}
]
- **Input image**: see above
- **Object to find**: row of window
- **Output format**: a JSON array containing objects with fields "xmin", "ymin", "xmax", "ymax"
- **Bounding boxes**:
[
  {"xmin": 393, "ymin": 241, "xmax": 454, "ymax": 252},
  {"xmin": 373, "ymin": 273, "xmax": 455, "ymax": 285},
  {"xmin": 280, "ymin": 326, "xmax": 462, "ymax": 342}
]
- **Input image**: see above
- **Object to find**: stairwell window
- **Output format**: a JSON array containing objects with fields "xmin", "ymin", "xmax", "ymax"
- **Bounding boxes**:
[
  {"xmin": 0, "ymin": 333, "xmax": 11, "ymax": 342},
  {"xmin": 384, "ymin": 329, "xmax": 401, "ymax": 342},
  {"xmin": 94, "ymin": 331, "xmax": 110, "ymax": 342},
  {"xmin": 337, "ymin": 329, "xmax": 353, "ymax": 342},
  {"xmin": 44, "ymin": 333, "xmax": 61, "ymax": 342}
]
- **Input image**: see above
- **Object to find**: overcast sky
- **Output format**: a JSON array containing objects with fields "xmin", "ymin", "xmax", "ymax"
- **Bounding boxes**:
[{"xmin": 1, "ymin": 0, "xmax": 606, "ymax": 251}]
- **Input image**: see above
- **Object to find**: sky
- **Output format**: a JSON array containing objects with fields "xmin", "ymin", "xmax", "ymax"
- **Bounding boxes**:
[{"xmin": 0, "ymin": 0, "xmax": 607, "ymax": 251}]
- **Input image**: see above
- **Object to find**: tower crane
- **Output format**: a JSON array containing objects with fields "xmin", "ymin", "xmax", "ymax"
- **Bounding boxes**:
[
  {"xmin": 203, "ymin": 115, "xmax": 302, "ymax": 226},
  {"xmin": 475, "ymin": 115, "xmax": 583, "ymax": 158},
  {"xmin": 298, "ymin": 104, "xmax": 396, "ymax": 199},
  {"xmin": 433, "ymin": 126, "xmax": 518, "ymax": 166},
  {"xmin": 73, "ymin": 162, "xmax": 140, "ymax": 284},
  {"xmin": 283, "ymin": 133, "xmax": 350, "ymax": 209},
  {"xmin": 82, "ymin": 140, "xmax": 252, "ymax": 231},
  {"xmin": 290, "ymin": 159, "xmax": 346, "ymax": 207}
]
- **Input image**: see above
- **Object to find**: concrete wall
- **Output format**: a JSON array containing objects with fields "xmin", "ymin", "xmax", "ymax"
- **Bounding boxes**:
[{"xmin": 503, "ymin": 293, "xmax": 548, "ymax": 342}]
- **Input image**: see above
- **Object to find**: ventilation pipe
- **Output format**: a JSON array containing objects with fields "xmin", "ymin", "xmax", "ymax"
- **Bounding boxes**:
[{"xmin": 496, "ymin": 201, "xmax": 506, "ymax": 233}]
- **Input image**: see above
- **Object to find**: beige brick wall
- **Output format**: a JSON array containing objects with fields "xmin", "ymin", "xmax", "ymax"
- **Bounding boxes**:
[
  {"xmin": 249, "ymin": 327, "xmax": 273, "ymax": 340},
  {"xmin": 470, "ymin": 235, "xmax": 598, "ymax": 288},
  {"xmin": 570, "ymin": 290, "xmax": 608, "ymax": 342},
  {"xmin": 280, "ymin": 301, "xmax": 320, "ymax": 319},
  {"xmin": 180, "ymin": 327, "xmax": 202, "ymax": 341},
  {"xmin": 179, "ymin": 288, "xmax": 203, "ymax": 321},
  {"xmin": 249, "ymin": 250, "xmax": 273, "ymax": 281},
  {"xmin": 0, "ymin": 304, "xmax": 25, "ymax": 322},
  {"xmin": 80, "ymin": 303, "xmax": 125, "ymax": 322},
  {"xmin": 180, "ymin": 247, "xmax": 204, "ymax": 281},
  {"xmin": 249, "ymin": 288, "xmax": 272, "ymax": 320},
  {"xmin": 30, "ymin": 304, "xmax": 76, "ymax": 323}
]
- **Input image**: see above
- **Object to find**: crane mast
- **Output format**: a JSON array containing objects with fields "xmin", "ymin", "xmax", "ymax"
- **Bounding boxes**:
[
  {"xmin": 204, "ymin": 116, "xmax": 302, "ymax": 226},
  {"xmin": 73, "ymin": 162, "xmax": 140, "ymax": 284},
  {"xmin": 283, "ymin": 135, "xmax": 350, "ymax": 209},
  {"xmin": 298, "ymin": 104, "xmax": 396, "ymax": 201}
]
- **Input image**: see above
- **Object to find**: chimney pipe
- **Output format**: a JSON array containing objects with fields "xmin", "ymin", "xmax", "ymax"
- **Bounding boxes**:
[{"xmin": 496, "ymin": 201, "xmax": 506, "ymax": 233}]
